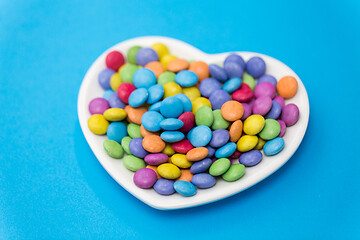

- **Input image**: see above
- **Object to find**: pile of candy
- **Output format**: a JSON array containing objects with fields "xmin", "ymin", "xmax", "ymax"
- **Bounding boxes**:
[{"xmin": 87, "ymin": 42, "xmax": 300, "ymax": 197}]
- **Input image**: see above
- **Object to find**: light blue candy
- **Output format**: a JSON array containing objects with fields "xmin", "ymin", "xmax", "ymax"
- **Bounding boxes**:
[
  {"xmin": 147, "ymin": 84, "xmax": 164, "ymax": 104},
  {"xmin": 215, "ymin": 142, "xmax": 237, "ymax": 158},
  {"xmin": 160, "ymin": 97, "xmax": 184, "ymax": 118},
  {"xmin": 160, "ymin": 118, "xmax": 184, "ymax": 130},
  {"xmin": 173, "ymin": 180, "xmax": 197, "ymax": 196},
  {"xmin": 107, "ymin": 122, "xmax": 128, "ymax": 143},
  {"xmin": 175, "ymin": 70, "xmax": 199, "ymax": 87},
  {"xmin": 128, "ymin": 88, "xmax": 148, "ymax": 107},
  {"xmin": 132, "ymin": 68, "xmax": 157, "ymax": 89},
  {"xmin": 141, "ymin": 111, "xmax": 164, "ymax": 131},
  {"xmin": 222, "ymin": 77, "xmax": 242, "ymax": 93},
  {"xmin": 103, "ymin": 89, "xmax": 114, "ymax": 100},
  {"xmin": 187, "ymin": 125, "xmax": 212, "ymax": 147},
  {"xmin": 263, "ymin": 137, "xmax": 285, "ymax": 156},
  {"xmin": 148, "ymin": 101, "xmax": 162, "ymax": 112},
  {"xmin": 160, "ymin": 131, "xmax": 185, "ymax": 143},
  {"xmin": 174, "ymin": 93, "xmax": 192, "ymax": 112}
]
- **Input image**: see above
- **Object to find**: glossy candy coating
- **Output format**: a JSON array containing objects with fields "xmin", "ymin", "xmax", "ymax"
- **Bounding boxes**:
[{"xmin": 263, "ymin": 137, "xmax": 285, "ymax": 156}]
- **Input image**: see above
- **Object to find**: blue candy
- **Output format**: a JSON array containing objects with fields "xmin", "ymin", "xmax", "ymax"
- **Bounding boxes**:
[
  {"xmin": 148, "ymin": 101, "xmax": 162, "ymax": 112},
  {"xmin": 209, "ymin": 90, "xmax": 231, "ymax": 110},
  {"xmin": 246, "ymin": 57, "xmax": 266, "ymax": 78},
  {"xmin": 103, "ymin": 89, "xmax": 114, "ymax": 100},
  {"xmin": 239, "ymin": 150, "xmax": 263, "ymax": 167},
  {"xmin": 190, "ymin": 158, "xmax": 212, "ymax": 174},
  {"xmin": 160, "ymin": 131, "xmax": 185, "ymax": 142},
  {"xmin": 160, "ymin": 118, "xmax": 184, "ymax": 130},
  {"xmin": 98, "ymin": 68, "xmax": 115, "ymax": 90},
  {"xmin": 206, "ymin": 145, "xmax": 216, "ymax": 158},
  {"xmin": 135, "ymin": 47, "xmax": 159, "ymax": 66},
  {"xmin": 174, "ymin": 93, "xmax": 192, "ymax": 112},
  {"xmin": 187, "ymin": 125, "xmax": 212, "ymax": 147},
  {"xmin": 199, "ymin": 78, "xmax": 222, "ymax": 97},
  {"xmin": 108, "ymin": 92, "xmax": 126, "ymax": 109},
  {"xmin": 222, "ymin": 77, "xmax": 242, "ymax": 93},
  {"xmin": 257, "ymin": 74, "xmax": 277, "ymax": 87},
  {"xmin": 173, "ymin": 180, "xmax": 197, "ymax": 197},
  {"xmin": 107, "ymin": 122, "xmax": 127, "ymax": 143},
  {"xmin": 153, "ymin": 179, "xmax": 175, "ymax": 195},
  {"xmin": 224, "ymin": 61, "xmax": 244, "ymax": 79},
  {"xmin": 132, "ymin": 68, "xmax": 157, "ymax": 89},
  {"xmin": 129, "ymin": 138, "xmax": 148, "ymax": 158},
  {"xmin": 191, "ymin": 173, "xmax": 216, "ymax": 189},
  {"xmin": 209, "ymin": 129, "xmax": 230, "ymax": 148},
  {"xmin": 160, "ymin": 97, "xmax": 184, "ymax": 118},
  {"xmin": 263, "ymin": 137, "xmax": 285, "ymax": 156},
  {"xmin": 147, "ymin": 84, "xmax": 164, "ymax": 104},
  {"xmin": 224, "ymin": 54, "xmax": 246, "ymax": 70},
  {"xmin": 129, "ymin": 88, "xmax": 148, "ymax": 107},
  {"xmin": 209, "ymin": 64, "xmax": 227, "ymax": 82},
  {"xmin": 141, "ymin": 111, "xmax": 164, "ymax": 131},
  {"xmin": 265, "ymin": 100, "xmax": 282, "ymax": 119},
  {"xmin": 215, "ymin": 142, "xmax": 237, "ymax": 158},
  {"xmin": 175, "ymin": 70, "xmax": 198, "ymax": 87}
]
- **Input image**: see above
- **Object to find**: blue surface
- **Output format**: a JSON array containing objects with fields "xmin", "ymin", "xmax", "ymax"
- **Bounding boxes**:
[{"xmin": 1, "ymin": 0, "xmax": 359, "ymax": 239}]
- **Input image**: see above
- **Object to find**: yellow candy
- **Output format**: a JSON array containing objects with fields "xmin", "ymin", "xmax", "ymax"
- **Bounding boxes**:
[
  {"xmin": 237, "ymin": 135, "xmax": 259, "ymax": 152},
  {"xmin": 254, "ymin": 137, "xmax": 267, "ymax": 150},
  {"xmin": 157, "ymin": 163, "xmax": 181, "ymax": 179},
  {"xmin": 103, "ymin": 108, "xmax": 127, "ymax": 121},
  {"xmin": 87, "ymin": 114, "xmax": 109, "ymax": 135},
  {"xmin": 192, "ymin": 97, "xmax": 212, "ymax": 114},
  {"xmin": 170, "ymin": 154, "xmax": 193, "ymax": 168},
  {"xmin": 183, "ymin": 86, "xmax": 201, "ymax": 101},
  {"xmin": 163, "ymin": 82, "xmax": 182, "ymax": 98},
  {"xmin": 151, "ymin": 43, "xmax": 169, "ymax": 59},
  {"xmin": 162, "ymin": 143, "xmax": 175, "ymax": 156},
  {"xmin": 243, "ymin": 115, "xmax": 265, "ymax": 135},
  {"xmin": 160, "ymin": 54, "xmax": 177, "ymax": 70},
  {"xmin": 110, "ymin": 72, "xmax": 121, "ymax": 91}
]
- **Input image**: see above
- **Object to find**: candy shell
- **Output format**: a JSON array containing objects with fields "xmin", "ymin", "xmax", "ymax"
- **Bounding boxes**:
[
  {"xmin": 215, "ymin": 142, "xmax": 237, "ymax": 158},
  {"xmin": 121, "ymin": 136, "xmax": 132, "ymax": 155},
  {"xmin": 117, "ymin": 82, "xmax": 136, "ymax": 104},
  {"xmin": 229, "ymin": 120, "xmax": 243, "ymax": 142},
  {"xmin": 98, "ymin": 69, "xmax": 115, "ymax": 90},
  {"xmin": 151, "ymin": 43, "xmax": 169, "ymax": 59},
  {"xmin": 127, "ymin": 46, "xmax": 141, "ymax": 65},
  {"xmin": 222, "ymin": 164, "xmax": 245, "ymax": 182},
  {"xmin": 147, "ymin": 84, "xmax": 164, "ymax": 104},
  {"xmin": 160, "ymin": 97, "xmax": 184, "ymax": 118},
  {"xmin": 191, "ymin": 173, "xmax": 216, "ymax": 189},
  {"xmin": 209, "ymin": 64, "xmax": 227, "ymax": 82},
  {"xmin": 174, "ymin": 93, "xmax": 192, "ymax": 112},
  {"xmin": 263, "ymin": 137, "xmax": 285, "ymax": 156},
  {"xmin": 103, "ymin": 108, "xmax": 127, "ymax": 121},
  {"xmin": 187, "ymin": 126, "xmax": 212, "ymax": 147},
  {"xmin": 160, "ymin": 118, "xmax": 184, "ymax": 130},
  {"xmin": 142, "ymin": 135, "xmax": 166, "ymax": 153},
  {"xmin": 222, "ymin": 77, "xmax": 242, "ymax": 93},
  {"xmin": 125, "ymin": 105, "xmax": 147, "ymax": 125},
  {"xmin": 209, "ymin": 158, "xmax": 231, "ymax": 176},
  {"xmin": 144, "ymin": 153, "xmax": 169, "ymax": 165},
  {"xmin": 186, "ymin": 147, "xmax": 209, "ymax": 161},
  {"xmin": 145, "ymin": 61, "xmax": 164, "ymax": 79},
  {"xmin": 243, "ymin": 115, "xmax": 265, "ymax": 135},
  {"xmin": 103, "ymin": 140, "xmax": 124, "ymax": 159},
  {"xmin": 209, "ymin": 129, "xmax": 230, "ymax": 148},
  {"xmin": 163, "ymin": 82, "xmax": 182, "ymax": 98},
  {"xmin": 127, "ymin": 123, "xmax": 142, "ymax": 138},
  {"xmin": 252, "ymin": 96, "xmax": 272, "ymax": 116},
  {"xmin": 158, "ymin": 71, "xmax": 176, "ymax": 85},
  {"xmin": 258, "ymin": 74, "xmax": 277, "ymax": 87},
  {"xmin": 224, "ymin": 54, "xmax": 245, "ymax": 70},
  {"xmin": 178, "ymin": 112, "xmax": 195, "ymax": 133},
  {"xmin": 157, "ymin": 163, "xmax": 181, "ymax": 179},
  {"xmin": 88, "ymin": 114, "xmax": 109, "ymax": 135},
  {"xmin": 246, "ymin": 57, "xmax": 266, "ymax": 78},
  {"xmin": 265, "ymin": 100, "xmax": 282, "ymax": 119},
  {"xmin": 171, "ymin": 154, "xmax": 193, "ymax": 168},
  {"xmin": 123, "ymin": 155, "xmax": 146, "ymax": 172},
  {"xmin": 199, "ymin": 78, "xmax": 222, "ymax": 97},
  {"xmin": 242, "ymin": 73, "xmax": 255, "ymax": 90},
  {"xmin": 281, "ymin": 104, "xmax": 300, "ymax": 126},
  {"xmin": 167, "ymin": 59, "xmax": 189, "ymax": 72},
  {"xmin": 211, "ymin": 110, "xmax": 230, "ymax": 130},
  {"xmin": 188, "ymin": 61, "xmax": 209, "ymax": 81},
  {"xmin": 120, "ymin": 64, "xmax": 139, "ymax": 84},
  {"xmin": 259, "ymin": 119, "xmax": 281, "ymax": 140},
  {"xmin": 132, "ymin": 68, "xmax": 157, "ymax": 89},
  {"xmin": 239, "ymin": 150, "xmax": 262, "ymax": 167},
  {"xmin": 221, "ymin": 100, "xmax": 244, "ymax": 121},
  {"xmin": 128, "ymin": 88, "xmax": 148, "ymax": 107},
  {"xmin": 209, "ymin": 90, "xmax": 231, "ymax": 110},
  {"xmin": 173, "ymin": 181, "xmax": 197, "ymax": 196},
  {"xmin": 277, "ymin": 120, "xmax": 287, "ymax": 137},
  {"xmin": 129, "ymin": 138, "xmax": 148, "ymax": 158},
  {"xmin": 136, "ymin": 47, "xmax": 159, "ymax": 66},
  {"xmin": 277, "ymin": 76, "xmax": 298, "ymax": 99},
  {"xmin": 182, "ymin": 86, "xmax": 201, "ymax": 101},
  {"xmin": 195, "ymin": 106, "xmax": 214, "ymax": 127},
  {"xmin": 254, "ymin": 82, "xmax": 276, "ymax": 99},
  {"xmin": 141, "ymin": 111, "xmax": 164, "ymax": 131},
  {"xmin": 237, "ymin": 135, "xmax": 258, "ymax": 152},
  {"xmin": 160, "ymin": 131, "xmax": 185, "ymax": 143},
  {"xmin": 107, "ymin": 122, "xmax": 127, "ymax": 143},
  {"xmin": 224, "ymin": 61, "xmax": 243, "ymax": 79},
  {"xmin": 153, "ymin": 179, "xmax": 175, "ymax": 195},
  {"xmin": 133, "ymin": 168, "xmax": 157, "ymax": 189},
  {"xmin": 241, "ymin": 103, "xmax": 252, "ymax": 120},
  {"xmin": 106, "ymin": 51, "xmax": 125, "ymax": 71},
  {"xmin": 89, "ymin": 98, "xmax": 110, "ymax": 115},
  {"xmin": 232, "ymin": 83, "xmax": 254, "ymax": 102},
  {"xmin": 192, "ymin": 97, "xmax": 212, "ymax": 114},
  {"xmin": 176, "ymin": 169, "xmax": 193, "ymax": 182},
  {"xmin": 171, "ymin": 139, "xmax": 194, "ymax": 154},
  {"xmin": 108, "ymin": 92, "xmax": 126, "ymax": 109}
]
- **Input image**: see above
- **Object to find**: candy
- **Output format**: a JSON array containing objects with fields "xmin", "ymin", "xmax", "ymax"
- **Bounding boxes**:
[
  {"xmin": 246, "ymin": 56, "xmax": 266, "ymax": 78},
  {"xmin": 148, "ymin": 101, "xmax": 162, "ymax": 112},
  {"xmin": 171, "ymin": 139, "xmax": 193, "ymax": 154},
  {"xmin": 125, "ymin": 105, "xmax": 147, "ymax": 125},
  {"xmin": 186, "ymin": 147, "xmax": 209, "ymax": 161},
  {"xmin": 163, "ymin": 82, "xmax": 182, "ymax": 98},
  {"xmin": 237, "ymin": 135, "xmax": 258, "ymax": 152},
  {"xmin": 222, "ymin": 164, "xmax": 245, "ymax": 182},
  {"xmin": 188, "ymin": 61, "xmax": 209, "ymax": 81},
  {"xmin": 229, "ymin": 120, "xmax": 243, "ymax": 142},
  {"xmin": 142, "ymin": 135, "xmax": 166, "ymax": 153},
  {"xmin": 129, "ymin": 138, "xmax": 148, "ymax": 158},
  {"xmin": 171, "ymin": 154, "xmax": 193, "ymax": 168},
  {"xmin": 175, "ymin": 70, "xmax": 198, "ymax": 87},
  {"xmin": 174, "ymin": 93, "xmax": 192, "ymax": 112},
  {"xmin": 224, "ymin": 61, "xmax": 243, "ymax": 79},
  {"xmin": 160, "ymin": 97, "xmax": 184, "ymax": 118},
  {"xmin": 265, "ymin": 100, "xmax": 282, "ymax": 119},
  {"xmin": 182, "ymin": 86, "xmax": 201, "ymax": 101},
  {"xmin": 232, "ymin": 83, "xmax": 254, "ymax": 102},
  {"xmin": 123, "ymin": 155, "xmax": 146, "ymax": 172},
  {"xmin": 160, "ymin": 131, "xmax": 185, "ymax": 142},
  {"xmin": 128, "ymin": 88, "xmax": 148, "ymax": 107},
  {"xmin": 209, "ymin": 129, "xmax": 230, "ymax": 148},
  {"xmin": 160, "ymin": 118, "xmax": 184, "ymax": 131},
  {"xmin": 229, "ymin": 150, "xmax": 241, "ymax": 159},
  {"xmin": 254, "ymin": 138, "xmax": 266, "ymax": 150},
  {"xmin": 209, "ymin": 158, "xmax": 231, "ymax": 176},
  {"xmin": 141, "ymin": 111, "xmax": 164, "ymax": 131},
  {"xmin": 192, "ymin": 97, "xmax": 212, "ymax": 114},
  {"xmin": 133, "ymin": 168, "xmax": 157, "ymax": 189},
  {"xmin": 190, "ymin": 158, "xmax": 212, "ymax": 174},
  {"xmin": 153, "ymin": 179, "xmax": 175, "ymax": 195},
  {"xmin": 167, "ymin": 59, "xmax": 189, "ymax": 72},
  {"xmin": 199, "ymin": 78, "xmax": 222, "ymax": 97},
  {"xmin": 209, "ymin": 90, "xmax": 231, "ymax": 110},
  {"xmin": 221, "ymin": 100, "xmax": 244, "ymax": 121},
  {"xmin": 252, "ymin": 96, "xmax": 272, "ymax": 115},
  {"xmin": 206, "ymin": 146, "xmax": 216, "ymax": 158},
  {"xmin": 277, "ymin": 120, "xmax": 287, "ymax": 137},
  {"xmin": 120, "ymin": 64, "xmax": 139, "ymax": 83},
  {"xmin": 103, "ymin": 89, "xmax": 114, "ymax": 100},
  {"xmin": 158, "ymin": 71, "xmax": 176, "ymax": 85},
  {"xmin": 160, "ymin": 54, "xmax": 177, "ymax": 70},
  {"xmin": 224, "ymin": 54, "xmax": 245, "ymax": 70},
  {"xmin": 263, "ymin": 137, "xmax": 285, "ymax": 156},
  {"xmin": 127, "ymin": 123, "xmax": 142, "ymax": 138},
  {"xmin": 176, "ymin": 169, "xmax": 193, "ymax": 182},
  {"xmin": 106, "ymin": 51, "xmax": 125, "ymax": 71},
  {"xmin": 144, "ymin": 153, "xmax": 169, "ymax": 165},
  {"xmin": 211, "ymin": 110, "xmax": 230, "ymax": 130},
  {"xmin": 108, "ymin": 92, "xmax": 126, "ymax": 109},
  {"xmin": 147, "ymin": 84, "xmax": 164, "ymax": 104},
  {"xmin": 243, "ymin": 115, "xmax": 265, "ymax": 135},
  {"xmin": 242, "ymin": 73, "xmax": 255, "ymax": 90},
  {"xmin": 98, "ymin": 69, "xmax": 115, "ymax": 90},
  {"xmin": 254, "ymin": 82, "xmax": 276, "ymax": 99},
  {"xmin": 241, "ymin": 103, "xmax": 252, "ymax": 120},
  {"xmin": 258, "ymin": 74, "xmax": 277, "ymax": 87},
  {"xmin": 239, "ymin": 150, "xmax": 262, "ymax": 167},
  {"xmin": 145, "ymin": 61, "xmax": 164, "ymax": 79},
  {"xmin": 195, "ymin": 106, "xmax": 214, "ymax": 127},
  {"xmin": 208, "ymin": 64, "xmax": 227, "ymax": 82},
  {"xmin": 117, "ymin": 83, "xmax": 136, "ymax": 104},
  {"xmin": 215, "ymin": 142, "xmax": 237, "ymax": 158},
  {"xmin": 127, "ymin": 46, "xmax": 141, "ymax": 65},
  {"xmin": 222, "ymin": 77, "xmax": 242, "ymax": 93},
  {"xmin": 151, "ymin": 43, "xmax": 169, "ymax": 59},
  {"xmin": 191, "ymin": 173, "xmax": 216, "ymax": 189},
  {"xmin": 121, "ymin": 136, "xmax": 132, "ymax": 154},
  {"xmin": 281, "ymin": 104, "xmax": 300, "ymax": 126},
  {"xmin": 173, "ymin": 181, "xmax": 197, "ymax": 196},
  {"xmin": 136, "ymin": 47, "xmax": 159, "ymax": 66},
  {"xmin": 88, "ymin": 114, "xmax": 109, "ymax": 135},
  {"xmin": 277, "ymin": 76, "xmax": 298, "ymax": 99},
  {"xmin": 107, "ymin": 122, "xmax": 128, "ymax": 143},
  {"xmin": 273, "ymin": 96, "xmax": 285, "ymax": 109},
  {"xmin": 103, "ymin": 140, "xmax": 124, "ymax": 159},
  {"xmin": 187, "ymin": 126, "xmax": 212, "ymax": 147},
  {"xmin": 157, "ymin": 163, "xmax": 181, "ymax": 179},
  {"xmin": 178, "ymin": 112, "xmax": 195, "ymax": 133},
  {"xmin": 103, "ymin": 108, "xmax": 127, "ymax": 121},
  {"xmin": 132, "ymin": 68, "xmax": 157, "ymax": 89},
  {"xmin": 89, "ymin": 98, "xmax": 110, "ymax": 115},
  {"xmin": 162, "ymin": 143, "xmax": 175, "ymax": 156}
]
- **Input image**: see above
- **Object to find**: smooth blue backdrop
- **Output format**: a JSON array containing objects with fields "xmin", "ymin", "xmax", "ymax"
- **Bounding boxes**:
[{"xmin": 1, "ymin": 0, "xmax": 359, "ymax": 239}]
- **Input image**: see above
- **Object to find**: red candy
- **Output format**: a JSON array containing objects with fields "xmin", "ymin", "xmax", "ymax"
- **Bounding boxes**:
[
  {"xmin": 229, "ymin": 150, "xmax": 241, "ymax": 159},
  {"xmin": 178, "ymin": 112, "xmax": 195, "ymax": 133},
  {"xmin": 106, "ymin": 50, "xmax": 125, "ymax": 71},
  {"xmin": 117, "ymin": 83, "xmax": 136, "ymax": 104},
  {"xmin": 172, "ymin": 139, "xmax": 194, "ymax": 154},
  {"xmin": 232, "ymin": 83, "xmax": 254, "ymax": 102}
]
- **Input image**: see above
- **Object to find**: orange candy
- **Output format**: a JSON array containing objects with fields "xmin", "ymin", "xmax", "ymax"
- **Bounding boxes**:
[
  {"xmin": 176, "ymin": 169, "xmax": 193, "ymax": 182},
  {"xmin": 221, "ymin": 100, "xmax": 244, "ymax": 121},
  {"xmin": 186, "ymin": 147, "xmax": 209, "ymax": 161},
  {"xmin": 124, "ymin": 105, "xmax": 147, "ymax": 125},
  {"xmin": 188, "ymin": 61, "xmax": 209, "ymax": 81},
  {"xmin": 140, "ymin": 124, "xmax": 160, "ymax": 137},
  {"xmin": 142, "ymin": 135, "xmax": 166, "ymax": 153},
  {"xmin": 276, "ymin": 76, "xmax": 298, "ymax": 99},
  {"xmin": 146, "ymin": 165, "xmax": 161, "ymax": 179},
  {"xmin": 166, "ymin": 58, "xmax": 189, "ymax": 72},
  {"xmin": 145, "ymin": 61, "xmax": 164, "ymax": 79},
  {"xmin": 229, "ymin": 120, "xmax": 243, "ymax": 142}
]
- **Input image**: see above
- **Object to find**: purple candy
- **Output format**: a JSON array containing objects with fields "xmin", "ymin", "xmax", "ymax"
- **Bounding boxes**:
[
  {"xmin": 246, "ymin": 57, "xmax": 266, "ymax": 78},
  {"xmin": 224, "ymin": 61, "xmax": 244, "ymax": 79},
  {"xmin": 88, "ymin": 98, "xmax": 110, "ymax": 115},
  {"xmin": 190, "ymin": 158, "xmax": 212, "ymax": 174},
  {"xmin": 133, "ymin": 168, "xmax": 157, "ymax": 189},
  {"xmin": 199, "ymin": 78, "xmax": 222, "ymax": 97},
  {"xmin": 209, "ymin": 64, "xmax": 227, "ymax": 82},
  {"xmin": 206, "ymin": 146, "xmax": 216, "ymax": 158},
  {"xmin": 241, "ymin": 103, "xmax": 252, "ymax": 120},
  {"xmin": 246, "ymin": 97, "xmax": 256, "ymax": 108},
  {"xmin": 239, "ymin": 150, "xmax": 262, "ymax": 167},
  {"xmin": 136, "ymin": 48, "xmax": 159, "ymax": 66},
  {"xmin": 129, "ymin": 138, "xmax": 149, "ymax": 158},
  {"xmin": 144, "ymin": 153, "xmax": 169, "ymax": 165},
  {"xmin": 108, "ymin": 92, "xmax": 126, "ymax": 109},
  {"xmin": 209, "ymin": 90, "xmax": 231, "ymax": 110},
  {"xmin": 254, "ymin": 82, "xmax": 276, "ymax": 99},
  {"xmin": 277, "ymin": 120, "xmax": 287, "ymax": 137},
  {"xmin": 224, "ymin": 54, "xmax": 246, "ymax": 70},
  {"xmin": 252, "ymin": 96, "xmax": 272, "ymax": 115},
  {"xmin": 281, "ymin": 104, "xmax": 299, "ymax": 126},
  {"xmin": 257, "ymin": 74, "xmax": 277, "ymax": 87},
  {"xmin": 98, "ymin": 68, "xmax": 115, "ymax": 90},
  {"xmin": 209, "ymin": 129, "xmax": 230, "ymax": 148},
  {"xmin": 273, "ymin": 96, "xmax": 285, "ymax": 109},
  {"xmin": 191, "ymin": 173, "xmax": 216, "ymax": 189},
  {"xmin": 153, "ymin": 179, "xmax": 175, "ymax": 195},
  {"xmin": 265, "ymin": 100, "xmax": 282, "ymax": 119}
]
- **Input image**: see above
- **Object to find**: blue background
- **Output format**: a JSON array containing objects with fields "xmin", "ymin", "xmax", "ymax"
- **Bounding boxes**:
[{"xmin": 1, "ymin": 0, "xmax": 359, "ymax": 239}]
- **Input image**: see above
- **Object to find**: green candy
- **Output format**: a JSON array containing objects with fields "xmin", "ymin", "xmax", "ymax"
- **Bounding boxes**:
[
  {"xmin": 158, "ymin": 71, "xmax": 176, "ymax": 85},
  {"xmin": 195, "ymin": 106, "xmax": 214, "ymax": 127},
  {"xmin": 242, "ymin": 73, "xmax": 256, "ymax": 90},
  {"xmin": 222, "ymin": 164, "xmax": 245, "ymax": 182},
  {"xmin": 259, "ymin": 119, "xmax": 281, "ymax": 140},
  {"xmin": 211, "ymin": 110, "xmax": 230, "ymax": 130},
  {"xmin": 103, "ymin": 140, "xmax": 124, "ymax": 159},
  {"xmin": 209, "ymin": 158, "xmax": 231, "ymax": 176},
  {"xmin": 127, "ymin": 123, "xmax": 142, "ymax": 138},
  {"xmin": 121, "ymin": 136, "xmax": 132, "ymax": 155},
  {"xmin": 123, "ymin": 155, "xmax": 146, "ymax": 172},
  {"xmin": 127, "ymin": 46, "xmax": 141, "ymax": 65},
  {"xmin": 120, "ymin": 64, "xmax": 139, "ymax": 83}
]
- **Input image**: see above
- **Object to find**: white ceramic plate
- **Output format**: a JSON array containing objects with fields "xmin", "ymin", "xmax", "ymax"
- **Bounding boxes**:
[{"xmin": 77, "ymin": 36, "xmax": 309, "ymax": 210}]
